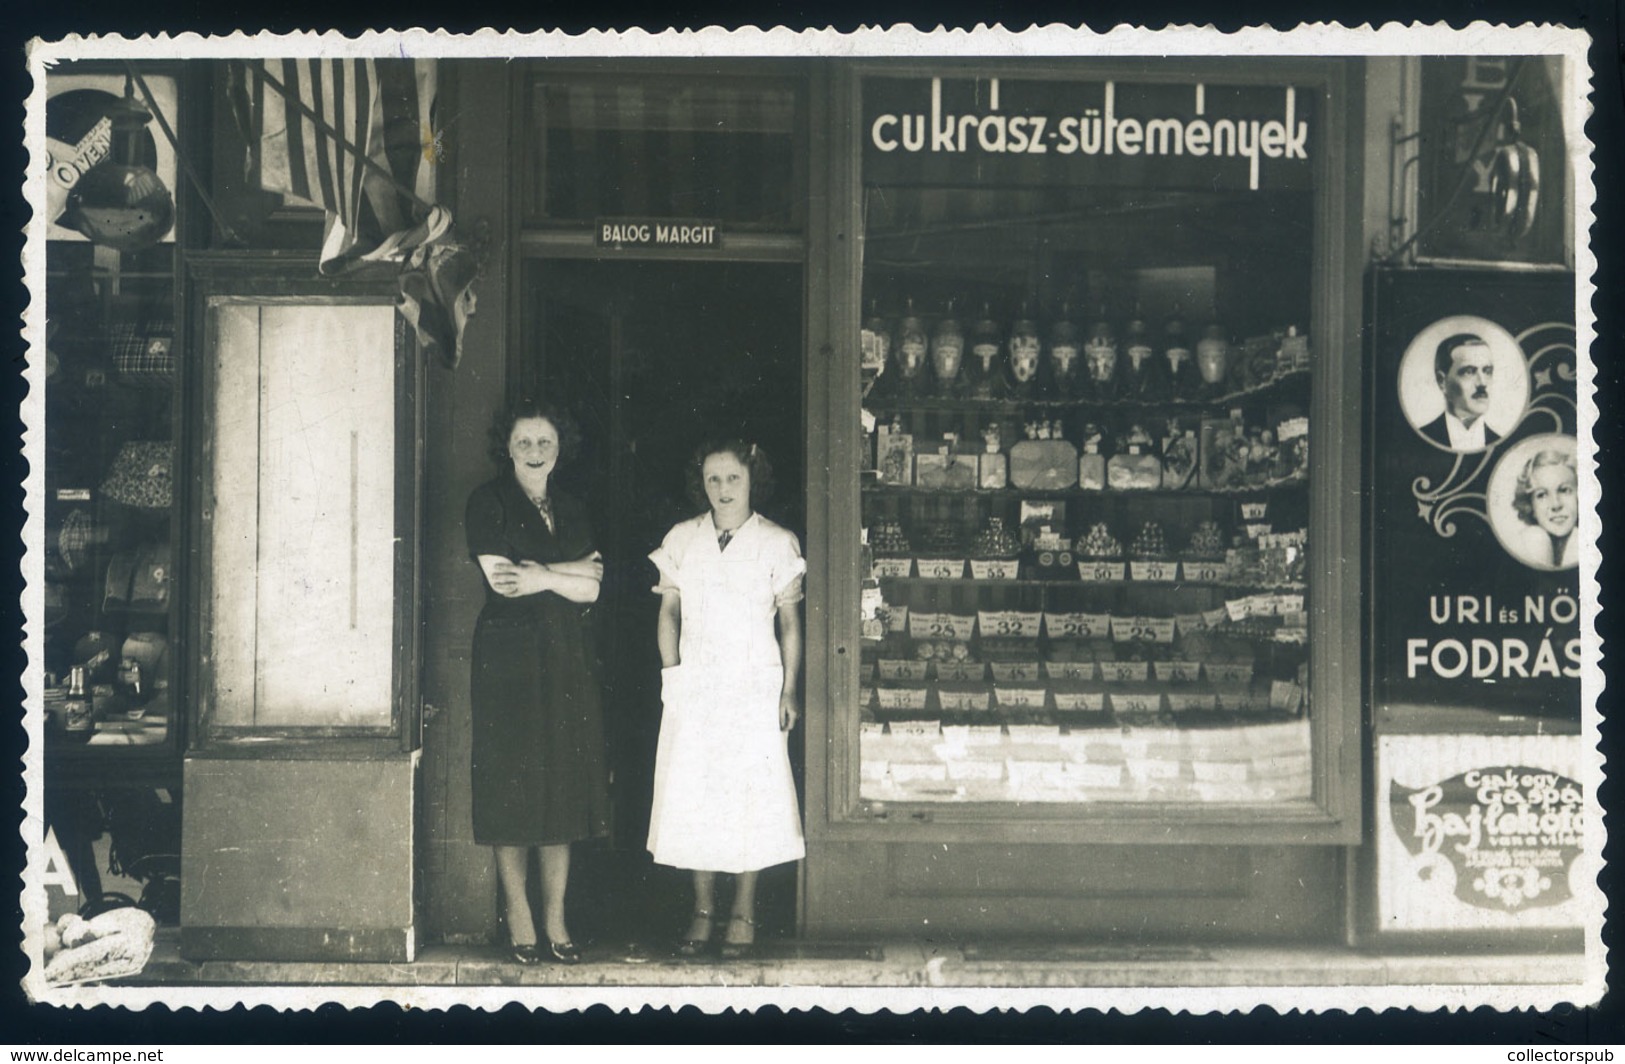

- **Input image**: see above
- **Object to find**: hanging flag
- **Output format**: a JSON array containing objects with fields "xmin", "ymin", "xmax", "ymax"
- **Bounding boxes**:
[{"xmin": 243, "ymin": 57, "xmax": 440, "ymax": 274}]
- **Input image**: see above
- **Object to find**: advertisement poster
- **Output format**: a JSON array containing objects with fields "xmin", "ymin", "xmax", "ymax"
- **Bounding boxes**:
[
  {"xmin": 45, "ymin": 73, "xmax": 179, "ymax": 244},
  {"xmin": 1378, "ymin": 734, "xmax": 1588, "ymax": 932},
  {"xmin": 1368, "ymin": 266, "xmax": 1579, "ymax": 720}
]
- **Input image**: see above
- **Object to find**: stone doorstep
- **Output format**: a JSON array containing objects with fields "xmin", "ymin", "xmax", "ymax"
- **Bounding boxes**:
[{"xmin": 118, "ymin": 934, "xmax": 1583, "ymax": 989}]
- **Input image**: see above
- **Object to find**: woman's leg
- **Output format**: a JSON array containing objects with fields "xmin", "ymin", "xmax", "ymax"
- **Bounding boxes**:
[
  {"xmin": 686, "ymin": 869, "xmax": 717, "ymax": 940},
  {"xmin": 538, "ymin": 842, "xmax": 573, "ymax": 945},
  {"xmin": 726, "ymin": 870, "xmax": 758, "ymax": 945},
  {"xmin": 494, "ymin": 845, "xmax": 536, "ymax": 946}
]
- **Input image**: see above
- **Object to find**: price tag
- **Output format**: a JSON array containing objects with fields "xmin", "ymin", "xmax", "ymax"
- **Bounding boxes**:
[
  {"xmin": 936, "ymin": 687, "xmax": 991, "ymax": 712},
  {"xmin": 1277, "ymin": 593, "xmax": 1306, "ymax": 615},
  {"xmin": 933, "ymin": 659, "xmax": 985, "ymax": 682},
  {"xmin": 1099, "ymin": 661, "xmax": 1150, "ymax": 683},
  {"xmin": 1174, "ymin": 613, "xmax": 1208, "ymax": 637},
  {"xmin": 878, "ymin": 659, "xmax": 930, "ymax": 681},
  {"xmin": 1202, "ymin": 607, "xmax": 1228, "ymax": 628},
  {"xmin": 917, "ymin": 558, "xmax": 965, "ymax": 580},
  {"xmin": 1153, "ymin": 660, "xmax": 1201, "ymax": 683},
  {"xmin": 872, "ymin": 557, "xmax": 913, "ymax": 579},
  {"xmin": 969, "ymin": 558, "xmax": 1019, "ymax": 580},
  {"xmin": 1126, "ymin": 758, "xmax": 1181, "ymax": 781},
  {"xmin": 1077, "ymin": 560, "xmax": 1127, "ymax": 582},
  {"xmin": 885, "ymin": 604, "xmax": 910, "ymax": 633},
  {"xmin": 1110, "ymin": 616, "xmax": 1176, "ymax": 643},
  {"xmin": 1112, "ymin": 692, "xmax": 1163, "ymax": 714},
  {"xmin": 989, "ymin": 660, "xmax": 1041, "ymax": 683},
  {"xmin": 1224, "ymin": 597, "xmax": 1251, "ymax": 621},
  {"xmin": 908, "ymin": 612, "xmax": 976, "ymax": 641},
  {"xmin": 994, "ymin": 686, "xmax": 1047, "ymax": 709},
  {"xmin": 1205, "ymin": 663, "xmax": 1255, "ymax": 684},
  {"xmin": 1052, "ymin": 690, "xmax": 1106, "ymax": 712},
  {"xmin": 1130, "ymin": 560, "xmax": 1175, "ymax": 582},
  {"xmin": 1071, "ymin": 762, "xmax": 1125, "ymax": 788},
  {"xmin": 1043, "ymin": 661, "xmax": 1097, "ymax": 681},
  {"xmin": 1166, "ymin": 691, "xmax": 1219, "ymax": 712},
  {"xmin": 1181, "ymin": 561, "xmax": 1227, "ymax": 583},
  {"xmin": 1043, "ymin": 611, "xmax": 1111, "ymax": 640},
  {"xmin": 977, "ymin": 610, "xmax": 1043, "ymax": 639}
]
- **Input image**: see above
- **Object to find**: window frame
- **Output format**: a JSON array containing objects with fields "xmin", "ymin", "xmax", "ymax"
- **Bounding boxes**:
[
  {"xmin": 806, "ymin": 57, "xmax": 1365, "ymax": 846},
  {"xmin": 186, "ymin": 253, "xmax": 423, "ymax": 758}
]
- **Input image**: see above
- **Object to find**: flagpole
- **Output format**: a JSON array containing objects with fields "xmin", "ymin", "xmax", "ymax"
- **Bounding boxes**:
[
  {"xmin": 123, "ymin": 63, "xmax": 246, "ymax": 246},
  {"xmin": 246, "ymin": 61, "xmax": 435, "ymax": 213}
]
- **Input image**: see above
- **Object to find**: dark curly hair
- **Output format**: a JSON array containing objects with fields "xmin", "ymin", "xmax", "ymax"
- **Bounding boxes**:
[
  {"xmin": 487, "ymin": 397, "xmax": 583, "ymax": 468},
  {"xmin": 685, "ymin": 439, "xmax": 775, "ymax": 512}
]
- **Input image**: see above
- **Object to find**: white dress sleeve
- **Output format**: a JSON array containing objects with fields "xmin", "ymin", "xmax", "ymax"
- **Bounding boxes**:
[
  {"xmin": 649, "ymin": 521, "xmax": 689, "ymax": 595},
  {"xmin": 770, "ymin": 528, "xmax": 807, "ymax": 608}
]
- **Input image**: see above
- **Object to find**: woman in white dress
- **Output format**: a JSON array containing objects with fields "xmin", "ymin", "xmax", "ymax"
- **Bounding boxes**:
[{"xmin": 647, "ymin": 440, "xmax": 805, "ymax": 958}]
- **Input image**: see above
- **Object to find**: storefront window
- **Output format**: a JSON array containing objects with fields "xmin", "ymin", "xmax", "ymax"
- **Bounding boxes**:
[
  {"xmin": 855, "ymin": 74, "xmax": 1317, "ymax": 805},
  {"xmin": 523, "ymin": 74, "xmax": 803, "ymax": 228}
]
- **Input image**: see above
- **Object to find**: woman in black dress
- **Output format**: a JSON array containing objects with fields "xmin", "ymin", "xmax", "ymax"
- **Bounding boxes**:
[{"xmin": 465, "ymin": 399, "xmax": 608, "ymax": 964}]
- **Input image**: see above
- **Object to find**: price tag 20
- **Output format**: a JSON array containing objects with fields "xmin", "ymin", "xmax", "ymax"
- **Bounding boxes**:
[
  {"xmin": 908, "ymin": 611, "xmax": 976, "ymax": 641},
  {"xmin": 1110, "ymin": 616, "xmax": 1176, "ymax": 643},
  {"xmin": 1043, "ymin": 611, "xmax": 1111, "ymax": 640},
  {"xmin": 977, "ymin": 610, "xmax": 1043, "ymax": 639}
]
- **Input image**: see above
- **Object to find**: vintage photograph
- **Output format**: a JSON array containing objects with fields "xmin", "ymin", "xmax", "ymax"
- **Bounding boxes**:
[{"xmin": 16, "ymin": 25, "xmax": 1603, "ymax": 1015}]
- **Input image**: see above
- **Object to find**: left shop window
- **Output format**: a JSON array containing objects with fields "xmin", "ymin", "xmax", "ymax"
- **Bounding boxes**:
[{"xmin": 200, "ymin": 299, "xmax": 407, "ymax": 734}]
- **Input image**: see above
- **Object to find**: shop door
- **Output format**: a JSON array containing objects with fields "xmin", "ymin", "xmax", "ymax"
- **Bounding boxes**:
[{"xmin": 522, "ymin": 258, "xmax": 806, "ymax": 946}]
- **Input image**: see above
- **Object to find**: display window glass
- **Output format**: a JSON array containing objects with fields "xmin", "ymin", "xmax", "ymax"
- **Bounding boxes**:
[
  {"xmin": 523, "ymin": 73, "xmax": 804, "ymax": 229},
  {"xmin": 854, "ymin": 73, "xmax": 1319, "ymax": 807}
]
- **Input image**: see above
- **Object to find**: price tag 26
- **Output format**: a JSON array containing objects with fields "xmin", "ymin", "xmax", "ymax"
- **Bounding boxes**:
[
  {"xmin": 1110, "ymin": 616, "xmax": 1176, "ymax": 643},
  {"xmin": 977, "ymin": 610, "xmax": 1043, "ymax": 639},
  {"xmin": 1044, "ymin": 611, "xmax": 1112, "ymax": 640}
]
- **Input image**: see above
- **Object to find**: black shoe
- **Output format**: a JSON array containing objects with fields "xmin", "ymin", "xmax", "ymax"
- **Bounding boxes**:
[
  {"xmin": 718, "ymin": 914, "xmax": 756, "ymax": 960},
  {"xmin": 545, "ymin": 939, "xmax": 584, "ymax": 965},
  {"xmin": 675, "ymin": 908, "xmax": 715, "ymax": 958},
  {"xmin": 510, "ymin": 943, "xmax": 545, "ymax": 965}
]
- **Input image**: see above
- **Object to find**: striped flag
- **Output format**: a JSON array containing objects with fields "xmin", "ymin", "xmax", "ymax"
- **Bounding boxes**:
[{"xmin": 242, "ymin": 57, "xmax": 439, "ymax": 274}]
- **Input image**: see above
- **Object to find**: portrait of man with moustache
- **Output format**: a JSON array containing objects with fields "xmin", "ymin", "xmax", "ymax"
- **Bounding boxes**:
[{"xmin": 1416, "ymin": 332, "xmax": 1502, "ymax": 453}]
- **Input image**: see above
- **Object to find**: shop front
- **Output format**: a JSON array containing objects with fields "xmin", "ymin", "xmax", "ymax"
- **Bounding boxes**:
[{"xmin": 26, "ymin": 45, "xmax": 1590, "ymax": 976}]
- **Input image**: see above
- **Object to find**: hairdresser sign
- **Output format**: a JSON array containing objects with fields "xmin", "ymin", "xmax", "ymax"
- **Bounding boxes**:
[
  {"xmin": 862, "ymin": 76, "xmax": 1315, "ymax": 192},
  {"xmin": 1379, "ymin": 734, "xmax": 1587, "ymax": 931}
]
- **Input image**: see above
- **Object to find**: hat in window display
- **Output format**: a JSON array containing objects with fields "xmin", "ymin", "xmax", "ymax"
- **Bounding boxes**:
[
  {"xmin": 100, "ymin": 441, "xmax": 173, "ymax": 509},
  {"xmin": 965, "ymin": 304, "xmax": 1006, "ymax": 399}
]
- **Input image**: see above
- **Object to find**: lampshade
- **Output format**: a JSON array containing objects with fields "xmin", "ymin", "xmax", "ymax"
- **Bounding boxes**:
[{"xmin": 64, "ymin": 85, "xmax": 174, "ymax": 251}]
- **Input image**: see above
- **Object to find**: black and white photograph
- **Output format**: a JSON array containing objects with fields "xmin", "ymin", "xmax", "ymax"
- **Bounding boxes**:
[{"xmin": 12, "ymin": 23, "xmax": 1607, "ymax": 1024}]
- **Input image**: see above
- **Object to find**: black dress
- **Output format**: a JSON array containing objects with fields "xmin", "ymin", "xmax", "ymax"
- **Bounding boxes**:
[{"xmin": 465, "ymin": 474, "xmax": 610, "ymax": 846}]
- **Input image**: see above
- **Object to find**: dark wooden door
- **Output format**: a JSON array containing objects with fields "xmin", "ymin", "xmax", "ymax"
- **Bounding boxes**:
[{"xmin": 523, "ymin": 258, "xmax": 805, "ymax": 945}]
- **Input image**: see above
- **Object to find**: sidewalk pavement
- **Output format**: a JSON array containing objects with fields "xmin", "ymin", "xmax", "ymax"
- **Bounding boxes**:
[{"xmin": 124, "ymin": 932, "xmax": 1582, "ymax": 988}]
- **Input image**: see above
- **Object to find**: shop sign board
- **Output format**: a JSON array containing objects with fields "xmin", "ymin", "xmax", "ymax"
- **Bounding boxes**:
[
  {"xmin": 863, "ymin": 76, "xmax": 1315, "ymax": 192},
  {"xmin": 596, "ymin": 217, "xmax": 721, "ymax": 249},
  {"xmin": 1415, "ymin": 56, "xmax": 1569, "ymax": 266},
  {"xmin": 1378, "ymin": 734, "xmax": 1588, "ymax": 931},
  {"xmin": 1368, "ymin": 267, "xmax": 1579, "ymax": 719}
]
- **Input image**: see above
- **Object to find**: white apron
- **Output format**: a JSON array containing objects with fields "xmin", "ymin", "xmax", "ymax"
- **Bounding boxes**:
[{"xmin": 646, "ymin": 513, "xmax": 807, "ymax": 873}]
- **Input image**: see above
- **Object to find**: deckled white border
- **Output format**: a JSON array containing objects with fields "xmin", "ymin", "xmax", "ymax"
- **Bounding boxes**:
[{"xmin": 18, "ymin": 23, "xmax": 1602, "ymax": 1015}]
